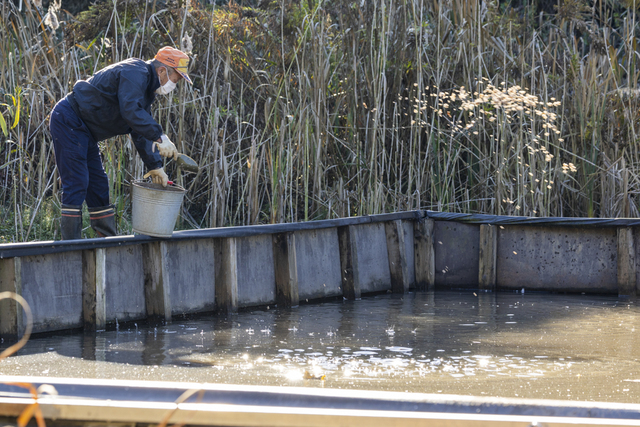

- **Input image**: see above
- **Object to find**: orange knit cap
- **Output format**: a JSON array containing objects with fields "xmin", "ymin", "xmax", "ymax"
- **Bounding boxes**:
[{"xmin": 154, "ymin": 46, "xmax": 192, "ymax": 84}]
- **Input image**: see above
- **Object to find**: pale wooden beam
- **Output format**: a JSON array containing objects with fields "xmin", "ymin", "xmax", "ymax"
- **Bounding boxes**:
[{"xmin": 143, "ymin": 241, "xmax": 171, "ymax": 323}]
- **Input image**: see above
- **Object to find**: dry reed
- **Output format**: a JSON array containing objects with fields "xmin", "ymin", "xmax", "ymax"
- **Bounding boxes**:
[{"xmin": 0, "ymin": 0, "xmax": 639, "ymax": 242}]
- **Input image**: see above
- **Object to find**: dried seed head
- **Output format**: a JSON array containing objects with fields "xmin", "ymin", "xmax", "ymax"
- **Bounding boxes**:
[{"xmin": 181, "ymin": 33, "xmax": 193, "ymax": 55}]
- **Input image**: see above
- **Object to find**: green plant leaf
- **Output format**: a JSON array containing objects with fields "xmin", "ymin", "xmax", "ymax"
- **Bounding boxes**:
[
  {"xmin": 0, "ymin": 113, "xmax": 7, "ymax": 137},
  {"xmin": 11, "ymin": 94, "xmax": 20, "ymax": 130}
]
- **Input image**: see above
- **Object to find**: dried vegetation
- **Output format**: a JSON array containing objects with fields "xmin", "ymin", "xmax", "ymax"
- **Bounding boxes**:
[{"xmin": 1, "ymin": 0, "xmax": 640, "ymax": 241}]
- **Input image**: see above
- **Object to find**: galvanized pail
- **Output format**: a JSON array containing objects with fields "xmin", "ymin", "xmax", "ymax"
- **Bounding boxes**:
[{"xmin": 131, "ymin": 181, "xmax": 185, "ymax": 237}]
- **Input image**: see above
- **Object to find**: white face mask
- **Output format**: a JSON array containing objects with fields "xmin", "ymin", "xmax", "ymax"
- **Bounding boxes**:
[{"xmin": 156, "ymin": 68, "xmax": 177, "ymax": 95}]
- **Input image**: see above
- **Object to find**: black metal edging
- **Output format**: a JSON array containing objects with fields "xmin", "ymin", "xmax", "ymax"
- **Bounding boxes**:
[
  {"xmin": 0, "ymin": 210, "xmax": 422, "ymax": 259},
  {"xmin": 425, "ymin": 211, "xmax": 640, "ymax": 227}
]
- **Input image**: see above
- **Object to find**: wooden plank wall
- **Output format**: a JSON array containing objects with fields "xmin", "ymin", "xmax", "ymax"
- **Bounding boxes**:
[{"xmin": 2, "ymin": 215, "xmax": 639, "ymax": 337}]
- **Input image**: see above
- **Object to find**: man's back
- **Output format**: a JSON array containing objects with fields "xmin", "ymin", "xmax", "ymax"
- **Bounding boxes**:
[{"xmin": 69, "ymin": 58, "xmax": 162, "ymax": 143}]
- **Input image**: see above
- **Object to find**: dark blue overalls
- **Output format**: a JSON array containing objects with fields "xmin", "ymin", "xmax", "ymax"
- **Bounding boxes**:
[{"xmin": 50, "ymin": 99, "xmax": 110, "ymax": 208}]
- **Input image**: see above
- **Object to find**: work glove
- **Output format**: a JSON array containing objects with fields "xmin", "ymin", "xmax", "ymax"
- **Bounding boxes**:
[
  {"xmin": 144, "ymin": 168, "xmax": 169, "ymax": 187},
  {"xmin": 152, "ymin": 134, "xmax": 179, "ymax": 160}
]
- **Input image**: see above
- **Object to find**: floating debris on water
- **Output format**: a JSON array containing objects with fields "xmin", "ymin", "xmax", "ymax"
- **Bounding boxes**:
[{"xmin": 304, "ymin": 370, "xmax": 326, "ymax": 380}]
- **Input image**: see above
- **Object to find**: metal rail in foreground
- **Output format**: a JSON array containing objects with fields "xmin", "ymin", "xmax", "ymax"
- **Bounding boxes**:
[{"xmin": 1, "ymin": 376, "xmax": 640, "ymax": 426}]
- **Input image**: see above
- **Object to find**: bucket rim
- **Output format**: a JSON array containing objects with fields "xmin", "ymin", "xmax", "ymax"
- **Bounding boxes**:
[
  {"xmin": 133, "ymin": 180, "xmax": 186, "ymax": 193},
  {"xmin": 131, "ymin": 227, "xmax": 173, "ymax": 238}
]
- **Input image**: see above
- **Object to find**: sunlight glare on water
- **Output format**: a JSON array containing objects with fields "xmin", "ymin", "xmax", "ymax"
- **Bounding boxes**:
[{"xmin": 2, "ymin": 291, "xmax": 640, "ymax": 403}]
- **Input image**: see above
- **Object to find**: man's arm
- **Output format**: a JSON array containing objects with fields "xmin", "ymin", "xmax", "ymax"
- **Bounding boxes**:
[
  {"xmin": 131, "ymin": 132, "xmax": 163, "ymax": 171},
  {"xmin": 118, "ymin": 71, "xmax": 163, "ymax": 141}
]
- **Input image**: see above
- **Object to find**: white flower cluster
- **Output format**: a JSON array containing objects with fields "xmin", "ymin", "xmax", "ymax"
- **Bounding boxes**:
[{"xmin": 562, "ymin": 162, "xmax": 578, "ymax": 173}]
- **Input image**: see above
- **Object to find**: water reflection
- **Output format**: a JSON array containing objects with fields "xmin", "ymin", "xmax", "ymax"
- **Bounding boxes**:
[{"xmin": 2, "ymin": 291, "xmax": 640, "ymax": 402}]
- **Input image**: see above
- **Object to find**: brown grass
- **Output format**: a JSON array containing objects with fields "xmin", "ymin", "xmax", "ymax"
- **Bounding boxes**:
[{"xmin": 1, "ymin": 0, "xmax": 640, "ymax": 241}]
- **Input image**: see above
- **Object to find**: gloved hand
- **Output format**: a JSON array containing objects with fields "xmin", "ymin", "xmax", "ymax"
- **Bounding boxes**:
[
  {"xmin": 144, "ymin": 168, "xmax": 169, "ymax": 187},
  {"xmin": 152, "ymin": 134, "xmax": 179, "ymax": 160}
]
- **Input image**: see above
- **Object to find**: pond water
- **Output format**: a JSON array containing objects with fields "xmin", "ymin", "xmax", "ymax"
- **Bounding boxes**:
[{"xmin": 1, "ymin": 290, "xmax": 640, "ymax": 403}]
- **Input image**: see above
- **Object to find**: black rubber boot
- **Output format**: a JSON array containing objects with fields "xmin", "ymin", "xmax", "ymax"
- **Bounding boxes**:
[
  {"xmin": 61, "ymin": 204, "xmax": 83, "ymax": 240},
  {"xmin": 88, "ymin": 204, "xmax": 117, "ymax": 237}
]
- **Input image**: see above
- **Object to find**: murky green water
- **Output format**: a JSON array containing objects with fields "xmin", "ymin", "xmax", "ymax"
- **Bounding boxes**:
[{"xmin": 2, "ymin": 291, "xmax": 640, "ymax": 403}]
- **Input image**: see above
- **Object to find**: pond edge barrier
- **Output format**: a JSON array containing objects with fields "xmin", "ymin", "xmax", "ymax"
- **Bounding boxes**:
[{"xmin": 1, "ymin": 210, "xmax": 639, "ymax": 336}]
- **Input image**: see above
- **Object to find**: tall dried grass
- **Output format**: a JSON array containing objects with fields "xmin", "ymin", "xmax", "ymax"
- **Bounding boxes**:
[{"xmin": 0, "ymin": 0, "xmax": 639, "ymax": 242}]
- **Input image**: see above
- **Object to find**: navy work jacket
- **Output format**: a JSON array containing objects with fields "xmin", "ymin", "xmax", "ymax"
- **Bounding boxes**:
[{"xmin": 66, "ymin": 58, "xmax": 164, "ymax": 171}]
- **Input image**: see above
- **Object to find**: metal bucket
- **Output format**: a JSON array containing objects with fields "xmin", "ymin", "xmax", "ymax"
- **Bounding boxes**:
[{"xmin": 131, "ymin": 181, "xmax": 185, "ymax": 237}]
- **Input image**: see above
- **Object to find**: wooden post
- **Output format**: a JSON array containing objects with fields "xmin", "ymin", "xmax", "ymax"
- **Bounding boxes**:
[
  {"xmin": 82, "ymin": 250, "xmax": 96, "ymax": 329},
  {"xmin": 0, "ymin": 258, "xmax": 23, "ymax": 338},
  {"xmin": 142, "ymin": 241, "xmax": 171, "ymax": 323},
  {"xmin": 617, "ymin": 227, "xmax": 636, "ymax": 298},
  {"xmin": 82, "ymin": 249, "xmax": 106, "ymax": 331},
  {"xmin": 478, "ymin": 224, "xmax": 498, "ymax": 291},
  {"xmin": 338, "ymin": 225, "xmax": 361, "ymax": 300},
  {"xmin": 414, "ymin": 218, "xmax": 435, "ymax": 291},
  {"xmin": 272, "ymin": 232, "xmax": 299, "ymax": 307},
  {"xmin": 214, "ymin": 237, "xmax": 238, "ymax": 313},
  {"xmin": 385, "ymin": 220, "xmax": 410, "ymax": 294}
]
